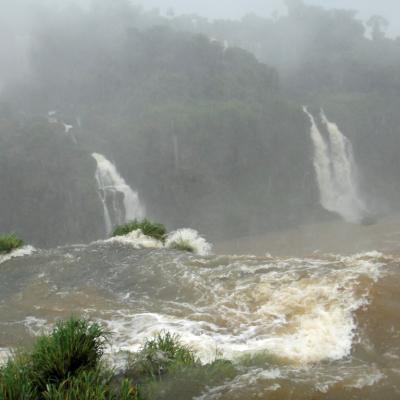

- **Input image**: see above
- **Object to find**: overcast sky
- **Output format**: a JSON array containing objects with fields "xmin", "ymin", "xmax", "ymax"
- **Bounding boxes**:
[
  {"xmin": 1, "ymin": 0, "xmax": 400, "ymax": 36},
  {"xmin": 139, "ymin": 0, "xmax": 400, "ymax": 35}
]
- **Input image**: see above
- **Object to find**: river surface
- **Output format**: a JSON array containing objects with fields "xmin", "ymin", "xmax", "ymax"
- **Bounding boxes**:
[{"xmin": 1, "ymin": 220, "xmax": 400, "ymax": 399}]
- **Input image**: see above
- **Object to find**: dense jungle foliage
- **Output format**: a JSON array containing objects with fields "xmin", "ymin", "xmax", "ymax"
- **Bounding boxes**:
[{"xmin": 1, "ymin": 0, "xmax": 400, "ymax": 245}]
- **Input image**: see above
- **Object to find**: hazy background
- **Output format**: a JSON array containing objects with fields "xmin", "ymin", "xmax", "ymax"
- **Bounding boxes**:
[
  {"xmin": 140, "ymin": 0, "xmax": 400, "ymax": 35},
  {"xmin": 2, "ymin": 0, "xmax": 400, "ymax": 246},
  {"xmin": 2, "ymin": 0, "xmax": 400, "ymax": 32}
]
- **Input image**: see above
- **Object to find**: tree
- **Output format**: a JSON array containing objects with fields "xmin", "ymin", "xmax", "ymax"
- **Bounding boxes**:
[{"xmin": 367, "ymin": 15, "xmax": 389, "ymax": 41}]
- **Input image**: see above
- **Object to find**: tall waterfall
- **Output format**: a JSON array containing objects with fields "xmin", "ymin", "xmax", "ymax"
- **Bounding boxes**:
[
  {"xmin": 303, "ymin": 107, "xmax": 366, "ymax": 223},
  {"xmin": 92, "ymin": 153, "xmax": 145, "ymax": 234}
]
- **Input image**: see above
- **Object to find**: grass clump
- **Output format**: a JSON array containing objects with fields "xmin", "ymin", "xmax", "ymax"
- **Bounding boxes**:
[
  {"xmin": 0, "ymin": 318, "xmax": 237, "ymax": 400},
  {"xmin": 125, "ymin": 332, "xmax": 237, "ymax": 400},
  {"xmin": 0, "ymin": 354, "xmax": 34, "ymax": 399},
  {"xmin": 112, "ymin": 219, "xmax": 166, "ymax": 242},
  {"xmin": 43, "ymin": 371, "xmax": 137, "ymax": 400},
  {"xmin": 237, "ymin": 351, "xmax": 281, "ymax": 368},
  {"xmin": 126, "ymin": 332, "xmax": 237, "ymax": 400},
  {"xmin": 168, "ymin": 240, "xmax": 195, "ymax": 253},
  {"xmin": 127, "ymin": 332, "xmax": 198, "ymax": 382},
  {"xmin": 0, "ymin": 233, "xmax": 24, "ymax": 254},
  {"xmin": 29, "ymin": 317, "xmax": 109, "ymax": 393},
  {"xmin": 138, "ymin": 358, "xmax": 237, "ymax": 400},
  {"xmin": 0, "ymin": 317, "xmax": 139, "ymax": 400}
]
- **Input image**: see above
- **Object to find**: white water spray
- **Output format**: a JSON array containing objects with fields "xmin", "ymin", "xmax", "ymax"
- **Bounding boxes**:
[
  {"xmin": 92, "ymin": 153, "xmax": 145, "ymax": 234},
  {"xmin": 303, "ymin": 107, "xmax": 366, "ymax": 223}
]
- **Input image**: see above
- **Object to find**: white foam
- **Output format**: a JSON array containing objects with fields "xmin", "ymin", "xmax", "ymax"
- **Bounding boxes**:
[
  {"xmin": 103, "ymin": 230, "xmax": 163, "ymax": 249},
  {"xmin": 165, "ymin": 228, "xmax": 213, "ymax": 256},
  {"xmin": 0, "ymin": 245, "xmax": 36, "ymax": 265},
  {"xmin": 194, "ymin": 368, "xmax": 282, "ymax": 400},
  {"xmin": 23, "ymin": 316, "xmax": 49, "ymax": 336},
  {"xmin": 100, "ymin": 252, "xmax": 384, "ymax": 365},
  {"xmin": 347, "ymin": 369, "xmax": 384, "ymax": 389},
  {"xmin": 100, "ymin": 228, "xmax": 212, "ymax": 254},
  {"xmin": 0, "ymin": 348, "xmax": 10, "ymax": 366}
]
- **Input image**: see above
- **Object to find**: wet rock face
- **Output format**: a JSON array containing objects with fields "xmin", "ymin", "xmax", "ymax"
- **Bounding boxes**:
[{"xmin": 0, "ymin": 117, "xmax": 104, "ymax": 247}]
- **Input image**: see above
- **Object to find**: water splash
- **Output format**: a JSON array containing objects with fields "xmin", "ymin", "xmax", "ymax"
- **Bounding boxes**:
[
  {"xmin": 165, "ymin": 228, "xmax": 213, "ymax": 256},
  {"xmin": 0, "ymin": 245, "xmax": 36, "ymax": 265},
  {"xmin": 92, "ymin": 153, "xmax": 145, "ymax": 234},
  {"xmin": 101, "ymin": 227, "xmax": 212, "ymax": 255},
  {"xmin": 303, "ymin": 107, "xmax": 367, "ymax": 223},
  {"xmin": 103, "ymin": 229, "xmax": 163, "ymax": 249}
]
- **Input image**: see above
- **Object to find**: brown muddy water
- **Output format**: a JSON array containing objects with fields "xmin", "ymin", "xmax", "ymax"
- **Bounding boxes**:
[{"xmin": 1, "ymin": 220, "xmax": 400, "ymax": 399}]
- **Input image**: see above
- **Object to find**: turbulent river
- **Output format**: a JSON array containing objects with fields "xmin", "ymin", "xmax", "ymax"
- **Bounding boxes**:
[{"xmin": 1, "ymin": 222, "xmax": 400, "ymax": 399}]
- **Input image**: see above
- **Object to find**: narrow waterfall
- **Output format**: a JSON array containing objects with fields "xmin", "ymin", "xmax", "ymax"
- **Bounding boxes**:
[
  {"xmin": 303, "ymin": 107, "xmax": 367, "ymax": 223},
  {"xmin": 92, "ymin": 153, "xmax": 145, "ymax": 234}
]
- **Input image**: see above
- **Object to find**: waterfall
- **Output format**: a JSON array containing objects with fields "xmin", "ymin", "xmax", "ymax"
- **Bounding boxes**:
[
  {"xmin": 92, "ymin": 153, "xmax": 145, "ymax": 234},
  {"xmin": 303, "ymin": 107, "xmax": 367, "ymax": 223}
]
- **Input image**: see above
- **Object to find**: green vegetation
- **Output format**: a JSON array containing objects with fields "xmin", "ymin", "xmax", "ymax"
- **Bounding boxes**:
[
  {"xmin": 168, "ymin": 240, "xmax": 195, "ymax": 253},
  {"xmin": 125, "ymin": 332, "xmax": 237, "ymax": 400},
  {"xmin": 0, "ymin": 354, "xmax": 34, "ymax": 399},
  {"xmin": 4, "ymin": 1, "xmax": 400, "ymax": 245},
  {"xmin": 0, "ymin": 318, "xmax": 237, "ymax": 400},
  {"xmin": 238, "ymin": 351, "xmax": 281, "ymax": 368},
  {"xmin": 0, "ymin": 114, "xmax": 104, "ymax": 248},
  {"xmin": 136, "ymin": 359, "xmax": 237, "ymax": 400},
  {"xmin": 42, "ymin": 370, "xmax": 135, "ymax": 400},
  {"xmin": 127, "ymin": 331, "xmax": 198, "ymax": 382},
  {"xmin": 0, "ymin": 317, "xmax": 137, "ymax": 400},
  {"xmin": 29, "ymin": 318, "xmax": 109, "ymax": 393},
  {"xmin": 0, "ymin": 233, "xmax": 23, "ymax": 254},
  {"xmin": 112, "ymin": 219, "xmax": 167, "ymax": 242}
]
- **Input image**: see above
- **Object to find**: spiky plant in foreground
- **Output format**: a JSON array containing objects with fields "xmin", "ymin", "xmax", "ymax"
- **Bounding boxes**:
[
  {"xmin": 29, "ymin": 318, "xmax": 109, "ymax": 393},
  {"xmin": 0, "ymin": 318, "xmax": 139, "ymax": 400}
]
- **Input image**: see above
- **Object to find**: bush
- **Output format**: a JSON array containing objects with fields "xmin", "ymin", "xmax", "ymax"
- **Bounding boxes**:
[
  {"xmin": 112, "ymin": 220, "xmax": 166, "ymax": 241},
  {"xmin": 126, "ymin": 332, "xmax": 237, "ymax": 400},
  {"xmin": 29, "ymin": 318, "xmax": 109, "ymax": 393},
  {"xmin": 43, "ymin": 370, "xmax": 138, "ymax": 400},
  {"xmin": 168, "ymin": 240, "xmax": 195, "ymax": 253},
  {"xmin": 0, "ymin": 317, "xmax": 140, "ymax": 400},
  {"xmin": 127, "ymin": 332, "xmax": 198, "ymax": 382},
  {"xmin": 0, "ymin": 318, "xmax": 236, "ymax": 400},
  {"xmin": 43, "ymin": 369, "xmax": 111, "ymax": 400},
  {"xmin": 0, "ymin": 354, "xmax": 35, "ymax": 400},
  {"xmin": 0, "ymin": 233, "xmax": 24, "ymax": 254},
  {"xmin": 140, "ymin": 359, "xmax": 237, "ymax": 400}
]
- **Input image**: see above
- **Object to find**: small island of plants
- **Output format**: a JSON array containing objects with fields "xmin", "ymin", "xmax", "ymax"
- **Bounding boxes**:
[
  {"xmin": 0, "ymin": 233, "xmax": 24, "ymax": 254},
  {"xmin": 112, "ymin": 220, "xmax": 203, "ymax": 254},
  {"xmin": 112, "ymin": 219, "xmax": 167, "ymax": 242}
]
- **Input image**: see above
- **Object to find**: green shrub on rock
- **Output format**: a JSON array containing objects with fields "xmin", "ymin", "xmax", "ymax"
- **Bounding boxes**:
[
  {"xmin": 0, "ymin": 233, "xmax": 24, "ymax": 254},
  {"xmin": 127, "ymin": 332, "xmax": 198, "ymax": 382},
  {"xmin": 112, "ymin": 220, "xmax": 166, "ymax": 242}
]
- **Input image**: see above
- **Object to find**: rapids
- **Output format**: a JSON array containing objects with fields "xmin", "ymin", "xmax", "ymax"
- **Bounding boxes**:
[{"xmin": 1, "ymin": 222, "xmax": 400, "ymax": 399}]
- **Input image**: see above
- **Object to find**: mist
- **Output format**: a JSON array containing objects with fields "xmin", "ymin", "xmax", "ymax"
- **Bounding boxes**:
[
  {"xmin": 1, "ymin": 0, "xmax": 400, "ymax": 248},
  {"xmin": 3, "ymin": 1, "xmax": 400, "ymax": 398}
]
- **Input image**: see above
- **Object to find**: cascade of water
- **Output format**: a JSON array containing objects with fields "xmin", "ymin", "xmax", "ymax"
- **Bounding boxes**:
[
  {"xmin": 303, "ymin": 107, "xmax": 366, "ymax": 223},
  {"xmin": 92, "ymin": 153, "xmax": 145, "ymax": 234}
]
